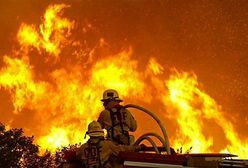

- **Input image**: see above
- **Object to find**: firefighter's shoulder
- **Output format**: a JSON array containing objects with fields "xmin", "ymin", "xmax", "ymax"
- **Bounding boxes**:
[
  {"xmin": 75, "ymin": 143, "xmax": 87, "ymax": 154},
  {"xmin": 99, "ymin": 109, "xmax": 110, "ymax": 116}
]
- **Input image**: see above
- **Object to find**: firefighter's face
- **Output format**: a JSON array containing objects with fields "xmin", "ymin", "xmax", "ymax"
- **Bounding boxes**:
[{"xmin": 105, "ymin": 100, "xmax": 120, "ymax": 109}]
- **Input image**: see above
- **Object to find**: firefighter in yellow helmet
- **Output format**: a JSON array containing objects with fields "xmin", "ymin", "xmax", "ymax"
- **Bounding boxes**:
[
  {"xmin": 97, "ymin": 89, "xmax": 137, "ymax": 145},
  {"xmin": 75, "ymin": 121, "xmax": 141, "ymax": 168}
]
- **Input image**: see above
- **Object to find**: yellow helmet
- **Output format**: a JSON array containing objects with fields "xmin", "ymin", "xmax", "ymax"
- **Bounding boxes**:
[
  {"xmin": 101, "ymin": 89, "xmax": 123, "ymax": 102},
  {"xmin": 86, "ymin": 121, "xmax": 104, "ymax": 137}
]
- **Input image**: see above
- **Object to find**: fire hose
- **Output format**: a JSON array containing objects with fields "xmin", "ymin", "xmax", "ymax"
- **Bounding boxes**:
[
  {"xmin": 134, "ymin": 132, "xmax": 167, "ymax": 154},
  {"xmin": 124, "ymin": 104, "xmax": 171, "ymax": 155},
  {"xmin": 135, "ymin": 135, "xmax": 160, "ymax": 154}
]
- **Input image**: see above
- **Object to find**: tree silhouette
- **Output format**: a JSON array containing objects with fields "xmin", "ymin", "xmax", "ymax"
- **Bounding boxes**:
[
  {"xmin": 0, "ymin": 122, "xmax": 84, "ymax": 167},
  {"xmin": 0, "ymin": 123, "xmax": 55, "ymax": 168}
]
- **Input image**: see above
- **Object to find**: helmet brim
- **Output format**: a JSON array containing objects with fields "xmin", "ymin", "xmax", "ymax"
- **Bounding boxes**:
[
  {"xmin": 87, "ymin": 131, "xmax": 104, "ymax": 137},
  {"xmin": 101, "ymin": 98, "xmax": 123, "ymax": 102}
]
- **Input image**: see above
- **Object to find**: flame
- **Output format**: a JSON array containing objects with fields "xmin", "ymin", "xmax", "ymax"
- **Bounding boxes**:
[
  {"xmin": 164, "ymin": 71, "xmax": 213, "ymax": 153},
  {"xmin": 17, "ymin": 4, "xmax": 74, "ymax": 59},
  {"xmin": 17, "ymin": 24, "xmax": 40, "ymax": 49},
  {"xmin": 0, "ymin": 56, "xmax": 47, "ymax": 113},
  {"xmin": 164, "ymin": 71, "xmax": 248, "ymax": 158},
  {"xmin": 147, "ymin": 57, "xmax": 164, "ymax": 75},
  {"xmin": 36, "ymin": 51, "xmax": 144, "ymax": 152},
  {"xmin": 0, "ymin": 3, "xmax": 247, "ymax": 158},
  {"xmin": 0, "ymin": 53, "xmax": 144, "ymax": 152}
]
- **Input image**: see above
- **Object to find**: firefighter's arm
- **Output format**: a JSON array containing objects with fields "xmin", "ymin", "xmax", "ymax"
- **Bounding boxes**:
[
  {"xmin": 128, "ymin": 110, "xmax": 137, "ymax": 132},
  {"xmin": 97, "ymin": 110, "xmax": 107, "ymax": 128}
]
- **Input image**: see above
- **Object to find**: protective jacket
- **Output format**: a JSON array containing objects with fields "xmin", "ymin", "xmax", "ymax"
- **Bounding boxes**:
[
  {"xmin": 75, "ymin": 138, "xmax": 140, "ymax": 168},
  {"xmin": 97, "ymin": 106, "xmax": 137, "ymax": 145}
]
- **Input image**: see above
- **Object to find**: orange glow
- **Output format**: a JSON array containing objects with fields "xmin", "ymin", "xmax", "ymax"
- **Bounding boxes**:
[
  {"xmin": 0, "ymin": 3, "xmax": 247, "ymax": 159},
  {"xmin": 17, "ymin": 24, "xmax": 40, "ymax": 49},
  {"xmin": 147, "ymin": 57, "xmax": 164, "ymax": 75},
  {"xmin": 36, "ymin": 50, "xmax": 145, "ymax": 152},
  {"xmin": 164, "ymin": 71, "xmax": 248, "ymax": 158},
  {"xmin": 0, "ymin": 52, "xmax": 144, "ymax": 152},
  {"xmin": 17, "ymin": 4, "xmax": 74, "ymax": 59},
  {"xmin": 0, "ymin": 56, "xmax": 47, "ymax": 113}
]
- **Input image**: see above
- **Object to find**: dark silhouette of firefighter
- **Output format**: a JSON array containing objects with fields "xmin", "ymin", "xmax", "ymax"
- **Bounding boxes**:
[
  {"xmin": 75, "ymin": 121, "xmax": 141, "ymax": 168},
  {"xmin": 97, "ymin": 89, "xmax": 137, "ymax": 145}
]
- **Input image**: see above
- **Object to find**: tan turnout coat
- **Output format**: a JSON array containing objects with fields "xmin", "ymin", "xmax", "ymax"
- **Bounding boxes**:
[
  {"xmin": 97, "ymin": 108, "xmax": 137, "ymax": 145},
  {"xmin": 75, "ymin": 138, "xmax": 140, "ymax": 168}
]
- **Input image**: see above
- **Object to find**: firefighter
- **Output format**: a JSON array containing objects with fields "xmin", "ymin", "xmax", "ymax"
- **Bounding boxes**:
[
  {"xmin": 97, "ymin": 89, "xmax": 137, "ymax": 145},
  {"xmin": 75, "ymin": 121, "xmax": 141, "ymax": 168}
]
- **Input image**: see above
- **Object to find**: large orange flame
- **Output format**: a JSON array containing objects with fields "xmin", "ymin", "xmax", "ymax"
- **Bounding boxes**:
[
  {"xmin": 0, "ymin": 4, "xmax": 247, "ymax": 158},
  {"xmin": 164, "ymin": 71, "xmax": 248, "ymax": 158},
  {"xmin": 17, "ymin": 4, "xmax": 74, "ymax": 59},
  {"xmin": 0, "ymin": 56, "xmax": 47, "ymax": 113}
]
